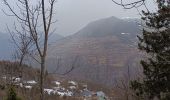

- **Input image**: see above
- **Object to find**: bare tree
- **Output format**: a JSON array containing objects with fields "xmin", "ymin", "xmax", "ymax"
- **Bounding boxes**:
[
  {"xmin": 114, "ymin": 65, "xmax": 142, "ymax": 100},
  {"xmin": 50, "ymin": 55, "xmax": 80, "ymax": 75},
  {"xmin": 3, "ymin": 0, "xmax": 57, "ymax": 99},
  {"xmin": 8, "ymin": 24, "xmax": 33, "ymax": 79},
  {"xmin": 111, "ymin": 0, "xmax": 146, "ymax": 9}
]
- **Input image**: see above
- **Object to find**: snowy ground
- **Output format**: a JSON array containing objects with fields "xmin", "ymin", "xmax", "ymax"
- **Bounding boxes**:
[{"xmin": 1, "ymin": 76, "xmax": 109, "ymax": 99}]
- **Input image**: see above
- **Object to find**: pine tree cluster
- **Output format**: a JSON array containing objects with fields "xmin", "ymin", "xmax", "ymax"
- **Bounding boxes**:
[{"xmin": 131, "ymin": 0, "xmax": 170, "ymax": 100}]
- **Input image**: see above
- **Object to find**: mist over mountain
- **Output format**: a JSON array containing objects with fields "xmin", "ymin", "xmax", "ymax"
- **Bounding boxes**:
[
  {"xmin": 0, "ymin": 32, "xmax": 14, "ymax": 60},
  {"xmin": 0, "ymin": 16, "xmax": 141, "ymax": 86},
  {"xmin": 76, "ymin": 16, "xmax": 140, "ymax": 37},
  {"xmin": 47, "ymin": 16, "xmax": 142, "ymax": 86},
  {"xmin": 0, "ymin": 16, "xmax": 142, "ymax": 86},
  {"xmin": 0, "ymin": 32, "xmax": 63, "ymax": 60}
]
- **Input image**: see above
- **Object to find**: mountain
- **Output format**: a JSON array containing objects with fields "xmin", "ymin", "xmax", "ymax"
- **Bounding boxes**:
[
  {"xmin": 0, "ymin": 32, "xmax": 14, "ymax": 60},
  {"xmin": 76, "ymin": 16, "xmax": 140, "ymax": 38},
  {"xmin": 48, "ymin": 33, "xmax": 64, "ymax": 44},
  {"xmin": 0, "ymin": 32, "xmax": 63, "ymax": 60},
  {"xmin": 47, "ymin": 16, "xmax": 142, "ymax": 86}
]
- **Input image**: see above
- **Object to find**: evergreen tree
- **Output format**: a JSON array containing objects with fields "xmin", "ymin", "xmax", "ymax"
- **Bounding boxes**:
[
  {"xmin": 131, "ymin": 0, "xmax": 170, "ymax": 100},
  {"xmin": 6, "ymin": 86, "xmax": 21, "ymax": 100}
]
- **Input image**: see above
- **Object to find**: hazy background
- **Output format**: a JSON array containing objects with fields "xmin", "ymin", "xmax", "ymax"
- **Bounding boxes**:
[{"xmin": 0, "ymin": 0, "xmax": 156, "ymax": 36}]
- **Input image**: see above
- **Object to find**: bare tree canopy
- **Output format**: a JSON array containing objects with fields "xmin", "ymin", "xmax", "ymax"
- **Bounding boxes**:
[
  {"xmin": 3, "ymin": 0, "xmax": 57, "ymax": 100},
  {"xmin": 112, "ymin": 0, "xmax": 146, "ymax": 9}
]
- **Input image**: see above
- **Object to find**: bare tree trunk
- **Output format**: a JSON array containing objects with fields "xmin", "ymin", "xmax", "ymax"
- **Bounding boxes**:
[
  {"xmin": 3, "ymin": 0, "xmax": 56, "ymax": 99},
  {"xmin": 40, "ymin": 57, "xmax": 45, "ymax": 100}
]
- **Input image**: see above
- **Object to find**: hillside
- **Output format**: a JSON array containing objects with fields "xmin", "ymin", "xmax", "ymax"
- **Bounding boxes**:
[
  {"xmin": 0, "ymin": 61, "xmax": 113, "ymax": 100},
  {"xmin": 47, "ymin": 16, "xmax": 142, "ymax": 86}
]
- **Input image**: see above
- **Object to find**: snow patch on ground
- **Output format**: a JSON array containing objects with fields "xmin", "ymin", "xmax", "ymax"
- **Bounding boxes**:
[
  {"xmin": 1, "ymin": 76, "xmax": 109, "ymax": 98},
  {"xmin": 68, "ymin": 81, "xmax": 77, "ymax": 86},
  {"xmin": 25, "ymin": 80, "xmax": 37, "ymax": 84},
  {"xmin": 53, "ymin": 81, "xmax": 60, "ymax": 86},
  {"xmin": 121, "ymin": 33, "xmax": 130, "ymax": 35},
  {"xmin": 44, "ymin": 88, "xmax": 73, "ymax": 96},
  {"xmin": 44, "ymin": 89, "xmax": 54, "ymax": 94},
  {"xmin": 69, "ymin": 86, "xmax": 76, "ymax": 90},
  {"xmin": 25, "ymin": 85, "xmax": 32, "ymax": 89}
]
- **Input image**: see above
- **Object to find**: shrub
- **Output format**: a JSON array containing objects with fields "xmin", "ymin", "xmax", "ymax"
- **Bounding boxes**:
[{"xmin": 5, "ymin": 86, "xmax": 21, "ymax": 100}]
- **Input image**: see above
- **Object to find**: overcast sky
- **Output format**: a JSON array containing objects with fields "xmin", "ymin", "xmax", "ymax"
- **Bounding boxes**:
[{"xmin": 0, "ymin": 0, "xmax": 156, "ymax": 36}]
